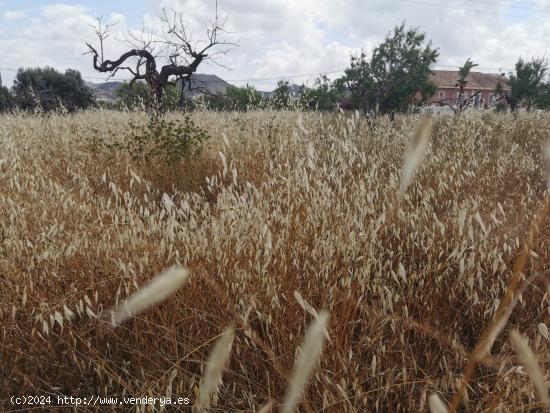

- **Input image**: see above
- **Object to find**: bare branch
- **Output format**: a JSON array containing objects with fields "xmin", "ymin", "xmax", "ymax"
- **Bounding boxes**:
[
  {"xmin": 86, "ymin": 2, "xmax": 236, "ymax": 110},
  {"xmin": 88, "ymin": 16, "xmax": 120, "ymax": 64},
  {"xmin": 129, "ymin": 74, "xmax": 147, "ymax": 89}
]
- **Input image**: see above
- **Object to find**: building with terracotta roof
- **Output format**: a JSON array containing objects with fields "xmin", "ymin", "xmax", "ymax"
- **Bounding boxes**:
[{"xmin": 427, "ymin": 70, "xmax": 511, "ymax": 107}]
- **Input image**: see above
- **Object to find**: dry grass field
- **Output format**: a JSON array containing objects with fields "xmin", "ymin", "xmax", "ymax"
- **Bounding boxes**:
[{"xmin": 0, "ymin": 110, "xmax": 549, "ymax": 412}]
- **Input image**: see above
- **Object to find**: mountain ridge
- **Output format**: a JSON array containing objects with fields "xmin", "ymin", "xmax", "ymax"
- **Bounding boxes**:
[{"xmin": 86, "ymin": 74, "xmax": 234, "ymax": 100}]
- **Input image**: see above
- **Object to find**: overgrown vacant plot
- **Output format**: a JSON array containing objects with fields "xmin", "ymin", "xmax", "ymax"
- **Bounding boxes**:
[{"xmin": 0, "ymin": 110, "xmax": 549, "ymax": 412}]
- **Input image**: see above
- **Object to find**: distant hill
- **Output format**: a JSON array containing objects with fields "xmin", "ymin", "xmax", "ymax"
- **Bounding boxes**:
[
  {"xmin": 85, "ymin": 81, "xmax": 124, "ymax": 100},
  {"xmin": 86, "ymin": 76, "xmax": 306, "ymax": 101},
  {"xmin": 86, "ymin": 74, "xmax": 233, "ymax": 101},
  {"xmin": 178, "ymin": 74, "xmax": 232, "ymax": 97},
  {"xmin": 259, "ymin": 84, "xmax": 304, "ymax": 99}
]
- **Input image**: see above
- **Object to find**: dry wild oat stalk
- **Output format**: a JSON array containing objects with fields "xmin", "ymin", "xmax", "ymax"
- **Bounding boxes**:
[
  {"xmin": 429, "ymin": 393, "xmax": 448, "ymax": 413},
  {"xmin": 109, "ymin": 266, "xmax": 190, "ymax": 326},
  {"xmin": 398, "ymin": 117, "xmax": 432, "ymax": 199},
  {"xmin": 282, "ymin": 311, "xmax": 329, "ymax": 413},
  {"xmin": 195, "ymin": 326, "xmax": 235, "ymax": 412},
  {"xmin": 510, "ymin": 329, "xmax": 549, "ymax": 408},
  {"xmin": 450, "ymin": 186, "xmax": 550, "ymax": 410},
  {"xmin": 539, "ymin": 322, "xmax": 549, "ymax": 340},
  {"xmin": 3, "ymin": 111, "xmax": 550, "ymax": 412},
  {"xmin": 545, "ymin": 140, "xmax": 550, "ymax": 190},
  {"xmin": 257, "ymin": 400, "xmax": 273, "ymax": 413}
]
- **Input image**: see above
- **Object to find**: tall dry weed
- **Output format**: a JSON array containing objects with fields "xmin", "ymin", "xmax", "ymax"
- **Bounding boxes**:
[{"xmin": 0, "ymin": 110, "xmax": 548, "ymax": 412}]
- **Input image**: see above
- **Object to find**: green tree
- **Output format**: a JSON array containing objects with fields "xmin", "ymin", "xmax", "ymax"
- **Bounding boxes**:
[
  {"xmin": 457, "ymin": 58, "xmax": 477, "ymax": 86},
  {"xmin": 13, "ymin": 67, "xmax": 94, "ymax": 112},
  {"xmin": 336, "ymin": 23, "xmax": 439, "ymax": 116},
  {"xmin": 163, "ymin": 84, "xmax": 180, "ymax": 111},
  {"xmin": 508, "ymin": 57, "xmax": 548, "ymax": 111},
  {"xmin": 492, "ymin": 81, "xmax": 508, "ymax": 112},
  {"xmin": 225, "ymin": 84, "xmax": 262, "ymax": 111},
  {"xmin": 494, "ymin": 81, "xmax": 504, "ymax": 97},
  {"xmin": 300, "ymin": 75, "xmax": 341, "ymax": 111},
  {"xmin": 117, "ymin": 81, "xmax": 153, "ymax": 109},
  {"xmin": 272, "ymin": 80, "xmax": 292, "ymax": 110},
  {"xmin": 194, "ymin": 93, "xmax": 226, "ymax": 111},
  {"xmin": 456, "ymin": 58, "xmax": 478, "ymax": 111},
  {"xmin": 0, "ymin": 86, "xmax": 15, "ymax": 112},
  {"xmin": 534, "ymin": 82, "xmax": 550, "ymax": 110},
  {"xmin": 334, "ymin": 52, "xmax": 373, "ymax": 113}
]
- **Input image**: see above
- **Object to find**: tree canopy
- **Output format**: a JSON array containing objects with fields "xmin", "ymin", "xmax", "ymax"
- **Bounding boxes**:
[
  {"xmin": 0, "ymin": 86, "xmax": 15, "ymax": 112},
  {"xmin": 271, "ymin": 80, "xmax": 293, "ymax": 110},
  {"xmin": 225, "ymin": 84, "xmax": 262, "ymax": 111},
  {"xmin": 336, "ymin": 23, "xmax": 439, "ymax": 116},
  {"xmin": 13, "ymin": 67, "xmax": 94, "ymax": 112},
  {"xmin": 534, "ymin": 83, "xmax": 550, "ymax": 110},
  {"xmin": 455, "ymin": 58, "xmax": 479, "ymax": 111},
  {"xmin": 508, "ymin": 57, "xmax": 548, "ymax": 111},
  {"xmin": 300, "ymin": 75, "xmax": 341, "ymax": 111}
]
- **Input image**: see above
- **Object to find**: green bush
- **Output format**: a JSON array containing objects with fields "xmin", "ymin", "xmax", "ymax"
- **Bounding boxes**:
[
  {"xmin": 0, "ymin": 86, "xmax": 15, "ymax": 112},
  {"xmin": 90, "ymin": 115, "xmax": 209, "ymax": 163},
  {"xmin": 116, "ymin": 82, "xmax": 181, "ymax": 112},
  {"xmin": 493, "ymin": 101, "xmax": 508, "ymax": 113}
]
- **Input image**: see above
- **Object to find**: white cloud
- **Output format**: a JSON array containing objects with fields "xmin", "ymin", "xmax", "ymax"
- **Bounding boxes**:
[
  {"xmin": 0, "ymin": 0, "xmax": 549, "ymax": 90},
  {"xmin": 3, "ymin": 10, "xmax": 27, "ymax": 21},
  {"xmin": 149, "ymin": 0, "xmax": 550, "ymax": 88},
  {"xmin": 0, "ymin": 4, "xmax": 132, "ymax": 85}
]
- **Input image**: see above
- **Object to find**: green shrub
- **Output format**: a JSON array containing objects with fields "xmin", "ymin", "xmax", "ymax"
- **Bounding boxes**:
[
  {"xmin": 494, "ymin": 101, "xmax": 508, "ymax": 113},
  {"xmin": 90, "ymin": 114, "xmax": 209, "ymax": 163}
]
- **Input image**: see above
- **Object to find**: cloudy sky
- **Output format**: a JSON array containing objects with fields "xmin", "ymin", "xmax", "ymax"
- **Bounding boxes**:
[{"xmin": 0, "ymin": 0, "xmax": 549, "ymax": 90}]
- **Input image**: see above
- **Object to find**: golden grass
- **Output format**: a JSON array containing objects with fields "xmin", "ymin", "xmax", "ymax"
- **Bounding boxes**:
[{"xmin": 0, "ymin": 109, "xmax": 548, "ymax": 411}]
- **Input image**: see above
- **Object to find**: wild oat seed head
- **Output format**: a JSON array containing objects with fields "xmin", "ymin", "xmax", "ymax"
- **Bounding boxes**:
[
  {"xmin": 282, "ymin": 311, "xmax": 329, "ymax": 413},
  {"xmin": 429, "ymin": 394, "xmax": 448, "ymax": 413},
  {"xmin": 197, "ymin": 326, "xmax": 236, "ymax": 411},
  {"xmin": 398, "ymin": 117, "xmax": 432, "ymax": 199},
  {"xmin": 110, "ymin": 266, "xmax": 190, "ymax": 326},
  {"xmin": 510, "ymin": 329, "xmax": 549, "ymax": 408}
]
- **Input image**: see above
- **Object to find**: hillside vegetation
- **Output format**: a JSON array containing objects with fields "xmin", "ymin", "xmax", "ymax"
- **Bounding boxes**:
[{"xmin": 0, "ymin": 110, "xmax": 548, "ymax": 412}]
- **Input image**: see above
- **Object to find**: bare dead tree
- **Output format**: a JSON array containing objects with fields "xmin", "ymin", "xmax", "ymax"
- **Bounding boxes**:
[{"xmin": 85, "ymin": 3, "xmax": 235, "ymax": 112}]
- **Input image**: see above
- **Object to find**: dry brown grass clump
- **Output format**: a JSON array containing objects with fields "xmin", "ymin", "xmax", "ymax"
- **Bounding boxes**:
[{"xmin": 0, "ymin": 109, "xmax": 548, "ymax": 411}]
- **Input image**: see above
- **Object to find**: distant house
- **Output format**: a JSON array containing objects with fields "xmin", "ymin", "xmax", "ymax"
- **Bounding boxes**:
[
  {"xmin": 85, "ymin": 81, "xmax": 124, "ymax": 102},
  {"xmin": 427, "ymin": 70, "xmax": 511, "ymax": 107}
]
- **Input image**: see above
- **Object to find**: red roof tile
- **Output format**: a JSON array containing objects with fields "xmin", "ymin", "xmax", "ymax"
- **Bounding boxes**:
[{"xmin": 431, "ymin": 70, "xmax": 511, "ymax": 90}]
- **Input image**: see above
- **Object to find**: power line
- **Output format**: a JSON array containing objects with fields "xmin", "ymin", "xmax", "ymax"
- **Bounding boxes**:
[
  {"xmin": 400, "ymin": 0, "xmax": 546, "ymax": 19},
  {"xmin": 458, "ymin": 0, "xmax": 550, "ymax": 14},
  {"xmin": 0, "ymin": 64, "xmax": 515, "ymax": 86},
  {"xmin": 495, "ymin": 0, "xmax": 540, "ymax": 7},
  {"xmin": 433, "ymin": 64, "xmax": 514, "ymax": 72},
  {"xmin": 226, "ymin": 69, "xmax": 345, "ymax": 82},
  {"xmin": 0, "ymin": 66, "xmax": 346, "ymax": 83}
]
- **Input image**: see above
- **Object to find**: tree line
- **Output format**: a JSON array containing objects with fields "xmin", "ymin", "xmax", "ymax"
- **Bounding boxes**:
[
  {"xmin": 2, "ymin": 23, "xmax": 550, "ymax": 114},
  {"xmin": 0, "ymin": 67, "xmax": 94, "ymax": 112}
]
